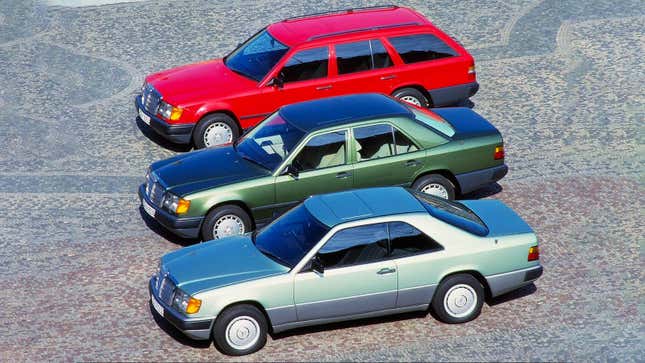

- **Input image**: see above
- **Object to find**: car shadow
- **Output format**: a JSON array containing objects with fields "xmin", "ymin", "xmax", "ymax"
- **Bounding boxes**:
[
  {"xmin": 139, "ymin": 207, "xmax": 200, "ymax": 247},
  {"xmin": 486, "ymin": 283, "xmax": 537, "ymax": 306},
  {"xmin": 136, "ymin": 117, "xmax": 193, "ymax": 152},
  {"xmin": 460, "ymin": 182, "xmax": 503, "ymax": 200},
  {"xmin": 149, "ymin": 302, "xmax": 212, "ymax": 349}
]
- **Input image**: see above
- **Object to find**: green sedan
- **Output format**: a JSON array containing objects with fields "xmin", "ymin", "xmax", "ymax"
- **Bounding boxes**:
[
  {"xmin": 149, "ymin": 187, "xmax": 542, "ymax": 355},
  {"xmin": 139, "ymin": 93, "xmax": 507, "ymax": 240}
]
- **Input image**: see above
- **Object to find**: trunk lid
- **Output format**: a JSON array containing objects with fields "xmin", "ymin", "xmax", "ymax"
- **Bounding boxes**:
[{"xmin": 460, "ymin": 199, "xmax": 534, "ymax": 237}]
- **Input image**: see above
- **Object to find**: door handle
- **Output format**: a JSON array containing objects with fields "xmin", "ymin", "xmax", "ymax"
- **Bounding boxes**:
[
  {"xmin": 316, "ymin": 85, "xmax": 333, "ymax": 91},
  {"xmin": 405, "ymin": 160, "xmax": 421, "ymax": 167},
  {"xmin": 336, "ymin": 171, "xmax": 352, "ymax": 179},
  {"xmin": 380, "ymin": 75, "xmax": 397, "ymax": 80},
  {"xmin": 377, "ymin": 267, "xmax": 396, "ymax": 275}
]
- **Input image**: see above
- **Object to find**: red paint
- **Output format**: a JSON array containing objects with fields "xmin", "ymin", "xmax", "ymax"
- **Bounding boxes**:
[{"xmin": 144, "ymin": 6, "xmax": 476, "ymax": 130}]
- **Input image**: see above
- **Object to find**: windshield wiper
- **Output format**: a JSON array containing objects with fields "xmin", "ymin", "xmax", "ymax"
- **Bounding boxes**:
[
  {"xmin": 239, "ymin": 153, "xmax": 271, "ymax": 170},
  {"xmin": 256, "ymin": 246, "xmax": 291, "ymax": 268}
]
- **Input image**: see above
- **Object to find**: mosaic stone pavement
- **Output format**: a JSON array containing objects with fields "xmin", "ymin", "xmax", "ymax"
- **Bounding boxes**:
[{"xmin": 0, "ymin": 0, "xmax": 643, "ymax": 361}]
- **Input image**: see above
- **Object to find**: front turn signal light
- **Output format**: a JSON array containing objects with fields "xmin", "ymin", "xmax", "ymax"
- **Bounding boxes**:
[
  {"xmin": 528, "ymin": 246, "xmax": 540, "ymax": 261},
  {"xmin": 170, "ymin": 106, "xmax": 184, "ymax": 121},
  {"xmin": 176, "ymin": 199, "xmax": 191, "ymax": 214},
  {"xmin": 186, "ymin": 297, "xmax": 202, "ymax": 314},
  {"xmin": 494, "ymin": 145, "xmax": 505, "ymax": 160}
]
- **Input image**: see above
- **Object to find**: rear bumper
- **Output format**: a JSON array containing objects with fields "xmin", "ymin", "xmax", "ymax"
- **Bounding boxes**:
[
  {"xmin": 138, "ymin": 184, "xmax": 203, "ymax": 239},
  {"xmin": 149, "ymin": 277, "xmax": 214, "ymax": 340},
  {"xmin": 428, "ymin": 81, "xmax": 479, "ymax": 107},
  {"xmin": 455, "ymin": 164, "xmax": 508, "ymax": 195},
  {"xmin": 485, "ymin": 264, "xmax": 543, "ymax": 297},
  {"xmin": 135, "ymin": 96, "xmax": 194, "ymax": 144}
]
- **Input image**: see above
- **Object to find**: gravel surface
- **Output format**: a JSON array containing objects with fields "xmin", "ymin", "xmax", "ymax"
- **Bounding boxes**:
[{"xmin": 0, "ymin": 0, "xmax": 643, "ymax": 361}]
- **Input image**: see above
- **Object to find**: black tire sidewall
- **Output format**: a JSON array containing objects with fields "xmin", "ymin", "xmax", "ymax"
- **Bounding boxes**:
[
  {"xmin": 432, "ymin": 274, "xmax": 484, "ymax": 324},
  {"xmin": 213, "ymin": 304, "xmax": 268, "ymax": 356},
  {"xmin": 393, "ymin": 88, "xmax": 430, "ymax": 108},
  {"xmin": 193, "ymin": 113, "xmax": 239, "ymax": 149},
  {"xmin": 200, "ymin": 205, "xmax": 252, "ymax": 241},
  {"xmin": 412, "ymin": 174, "xmax": 456, "ymax": 200}
]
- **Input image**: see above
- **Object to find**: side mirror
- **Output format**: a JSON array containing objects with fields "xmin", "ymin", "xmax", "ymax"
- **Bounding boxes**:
[
  {"xmin": 267, "ymin": 73, "xmax": 284, "ymax": 89},
  {"xmin": 310, "ymin": 255, "xmax": 324, "ymax": 275},
  {"xmin": 283, "ymin": 164, "xmax": 299, "ymax": 178}
]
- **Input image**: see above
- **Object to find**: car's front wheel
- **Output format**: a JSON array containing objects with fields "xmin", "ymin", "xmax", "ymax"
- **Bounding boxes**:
[
  {"xmin": 412, "ymin": 174, "xmax": 456, "ymax": 200},
  {"xmin": 213, "ymin": 304, "xmax": 268, "ymax": 356},
  {"xmin": 193, "ymin": 113, "xmax": 239, "ymax": 149},
  {"xmin": 201, "ymin": 205, "xmax": 252, "ymax": 241},
  {"xmin": 432, "ymin": 273, "xmax": 484, "ymax": 324}
]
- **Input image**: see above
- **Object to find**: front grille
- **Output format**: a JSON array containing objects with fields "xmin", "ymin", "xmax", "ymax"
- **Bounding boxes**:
[
  {"xmin": 158, "ymin": 275, "xmax": 176, "ymax": 305},
  {"xmin": 146, "ymin": 172, "xmax": 165, "ymax": 207},
  {"xmin": 142, "ymin": 84, "xmax": 161, "ymax": 115}
]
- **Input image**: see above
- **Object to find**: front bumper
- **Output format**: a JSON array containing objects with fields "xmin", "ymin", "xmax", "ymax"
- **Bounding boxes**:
[
  {"xmin": 135, "ymin": 96, "xmax": 194, "ymax": 144},
  {"xmin": 148, "ymin": 277, "xmax": 214, "ymax": 340},
  {"xmin": 455, "ymin": 164, "xmax": 508, "ymax": 195},
  {"xmin": 138, "ymin": 184, "xmax": 203, "ymax": 239}
]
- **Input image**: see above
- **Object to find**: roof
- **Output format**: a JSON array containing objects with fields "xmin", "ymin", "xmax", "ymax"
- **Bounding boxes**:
[
  {"xmin": 267, "ymin": 6, "xmax": 428, "ymax": 46},
  {"xmin": 304, "ymin": 187, "xmax": 425, "ymax": 227},
  {"xmin": 279, "ymin": 93, "xmax": 413, "ymax": 132}
]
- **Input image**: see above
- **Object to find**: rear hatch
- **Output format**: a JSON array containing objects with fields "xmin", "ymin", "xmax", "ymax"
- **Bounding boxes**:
[
  {"xmin": 432, "ymin": 108, "xmax": 500, "ymax": 140},
  {"xmin": 460, "ymin": 199, "xmax": 534, "ymax": 237}
]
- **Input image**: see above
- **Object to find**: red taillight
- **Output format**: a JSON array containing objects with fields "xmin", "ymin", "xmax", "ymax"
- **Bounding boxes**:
[
  {"xmin": 528, "ymin": 246, "xmax": 540, "ymax": 261},
  {"xmin": 494, "ymin": 145, "xmax": 504, "ymax": 160},
  {"xmin": 468, "ymin": 64, "xmax": 476, "ymax": 75}
]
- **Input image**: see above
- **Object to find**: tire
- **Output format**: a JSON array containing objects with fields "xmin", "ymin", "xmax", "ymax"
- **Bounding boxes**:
[
  {"xmin": 200, "ymin": 205, "xmax": 252, "ymax": 241},
  {"xmin": 213, "ymin": 304, "xmax": 268, "ymax": 356},
  {"xmin": 393, "ymin": 88, "xmax": 430, "ymax": 108},
  {"xmin": 193, "ymin": 113, "xmax": 240, "ymax": 149},
  {"xmin": 412, "ymin": 174, "xmax": 456, "ymax": 200},
  {"xmin": 432, "ymin": 273, "xmax": 484, "ymax": 324}
]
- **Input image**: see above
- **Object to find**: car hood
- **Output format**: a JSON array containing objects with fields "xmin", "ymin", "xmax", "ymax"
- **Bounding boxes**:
[
  {"xmin": 460, "ymin": 199, "xmax": 534, "ymax": 237},
  {"xmin": 146, "ymin": 59, "xmax": 256, "ymax": 105},
  {"xmin": 161, "ymin": 235, "xmax": 289, "ymax": 295},
  {"xmin": 150, "ymin": 145, "xmax": 271, "ymax": 196},
  {"xmin": 432, "ymin": 108, "xmax": 500, "ymax": 140}
]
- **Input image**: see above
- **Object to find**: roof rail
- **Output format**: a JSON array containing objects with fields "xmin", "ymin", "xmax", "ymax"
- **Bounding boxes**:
[
  {"xmin": 307, "ymin": 21, "xmax": 421, "ymax": 41},
  {"xmin": 285, "ymin": 5, "xmax": 399, "ymax": 22}
]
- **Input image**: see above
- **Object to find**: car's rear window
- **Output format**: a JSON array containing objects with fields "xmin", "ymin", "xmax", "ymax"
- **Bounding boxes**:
[
  {"xmin": 410, "ymin": 190, "xmax": 489, "ymax": 236},
  {"xmin": 407, "ymin": 106, "xmax": 455, "ymax": 137}
]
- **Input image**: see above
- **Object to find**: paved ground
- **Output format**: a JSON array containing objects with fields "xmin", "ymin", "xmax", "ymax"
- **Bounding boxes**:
[{"xmin": 0, "ymin": 0, "xmax": 643, "ymax": 361}]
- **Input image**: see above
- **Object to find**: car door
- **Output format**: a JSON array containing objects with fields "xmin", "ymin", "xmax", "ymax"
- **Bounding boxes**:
[
  {"xmin": 352, "ymin": 123, "xmax": 425, "ymax": 188},
  {"xmin": 273, "ymin": 130, "xmax": 353, "ymax": 216},
  {"xmin": 260, "ymin": 46, "xmax": 335, "ymax": 114},
  {"xmin": 328, "ymin": 38, "xmax": 398, "ymax": 96},
  {"xmin": 294, "ymin": 223, "xmax": 397, "ymax": 321}
]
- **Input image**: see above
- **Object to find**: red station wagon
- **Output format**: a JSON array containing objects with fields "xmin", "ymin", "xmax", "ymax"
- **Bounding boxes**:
[{"xmin": 135, "ymin": 5, "xmax": 479, "ymax": 148}]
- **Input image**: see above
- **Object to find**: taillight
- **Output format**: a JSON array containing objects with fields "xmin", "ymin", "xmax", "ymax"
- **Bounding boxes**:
[
  {"xmin": 468, "ymin": 64, "xmax": 476, "ymax": 75},
  {"xmin": 528, "ymin": 246, "xmax": 539, "ymax": 261},
  {"xmin": 494, "ymin": 145, "xmax": 504, "ymax": 160}
]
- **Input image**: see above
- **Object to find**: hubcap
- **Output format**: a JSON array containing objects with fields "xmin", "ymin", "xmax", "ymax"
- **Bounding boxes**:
[
  {"xmin": 203, "ymin": 122, "xmax": 233, "ymax": 147},
  {"xmin": 443, "ymin": 284, "xmax": 477, "ymax": 318},
  {"xmin": 421, "ymin": 183, "xmax": 449, "ymax": 199},
  {"xmin": 225, "ymin": 316, "xmax": 260, "ymax": 351},
  {"xmin": 399, "ymin": 95, "xmax": 422, "ymax": 107},
  {"xmin": 213, "ymin": 214, "xmax": 244, "ymax": 239}
]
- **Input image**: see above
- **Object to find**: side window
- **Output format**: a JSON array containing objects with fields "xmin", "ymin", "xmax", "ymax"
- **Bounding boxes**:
[
  {"xmin": 318, "ymin": 224, "xmax": 388, "ymax": 268},
  {"xmin": 353, "ymin": 124, "xmax": 394, "ymax": 161},
  {"xmin": 388, "ymin": 221, "xmax": 443, "ymax": 258},
  {"xmin": 393, "ymin": 127, "xmax": 419, "ymax": 154},
  {"xmin": 281, "ymin": 47, "xmax": 329, "ymax": 83},
  {"xmin": 388, "ymin": 34, "xmax": 457, "ymax": 64},
  {"xmin": 292, "ymin": 131, "xmax": 346, "ymax": 171},
  {"xmin": 370, "ymin": 39, "xmax": 393, "ymax": 69},
  {"xmin": 335, "ymin": 40, "xmax": 393, "ymax": 75}
]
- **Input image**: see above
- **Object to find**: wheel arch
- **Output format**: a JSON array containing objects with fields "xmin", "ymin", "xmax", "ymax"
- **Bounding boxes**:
[
  {"xmin": 392, "ymin": 84, "xmax": 434, "ymax": 107},
  {"xmin": 195, "ymin": 109, "xmax": 242, "ymax": 135},
  {"xmin": 202, "ymin": 200, "xmax": 256, "ymax": 230},
  {"xmin": 216, "ymin": 300, "xmax": 274, "ymax": 333},
  {"xmin": 413, "ymin": 169, "xmax": 462, "ymax": 196},
  {"xmin": 435, "ymin": 269, "xmax": 492, "ymax": 302}
]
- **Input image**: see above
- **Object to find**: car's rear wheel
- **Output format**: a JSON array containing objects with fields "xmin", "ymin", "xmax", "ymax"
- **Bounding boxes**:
[
  {"xmin": 432, "ymin": 273, "xmax": 484, "ymax": 324},
  {"xmin": 213, "ymin": 304, "xmax": 268, "ymax": 356},
  {"xmin": 393, "ymin": 88, "xmax": 430, "ymax": 108},
  {"xmin": 201, "ymin": 205, "xmax": 252, "ymax": 241},
  {"xmin": 193, "ymin": 113, "xmax": 239, "ymax": 149},
  {"xmin": 412, "ymin": 174, "xmax": 456, "ymax": 200}
]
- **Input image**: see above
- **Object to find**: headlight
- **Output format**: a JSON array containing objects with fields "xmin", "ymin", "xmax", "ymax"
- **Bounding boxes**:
[
  {"xmin": 158, "ymin": 101, "xmax": 183, "ymax": 121},
  {"xmin": 162, "ymin": 192, "xmax": 191, "ymax": 215},
  {"xmin": 172, "ymin": 288, "xmax": 202, "ymax": 314}
]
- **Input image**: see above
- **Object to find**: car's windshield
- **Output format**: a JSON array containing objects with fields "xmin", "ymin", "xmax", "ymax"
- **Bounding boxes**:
[
  {"xmin": 235, "ymin": 112, "xmax": 305, "ymax": 171},
  {"xmin": 254, "ymin": 204, "xmax": 330, "ymax": 268},
  {"xmin": 224, "ymin": 29, "xmax": 289, "ymax": 82}
]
